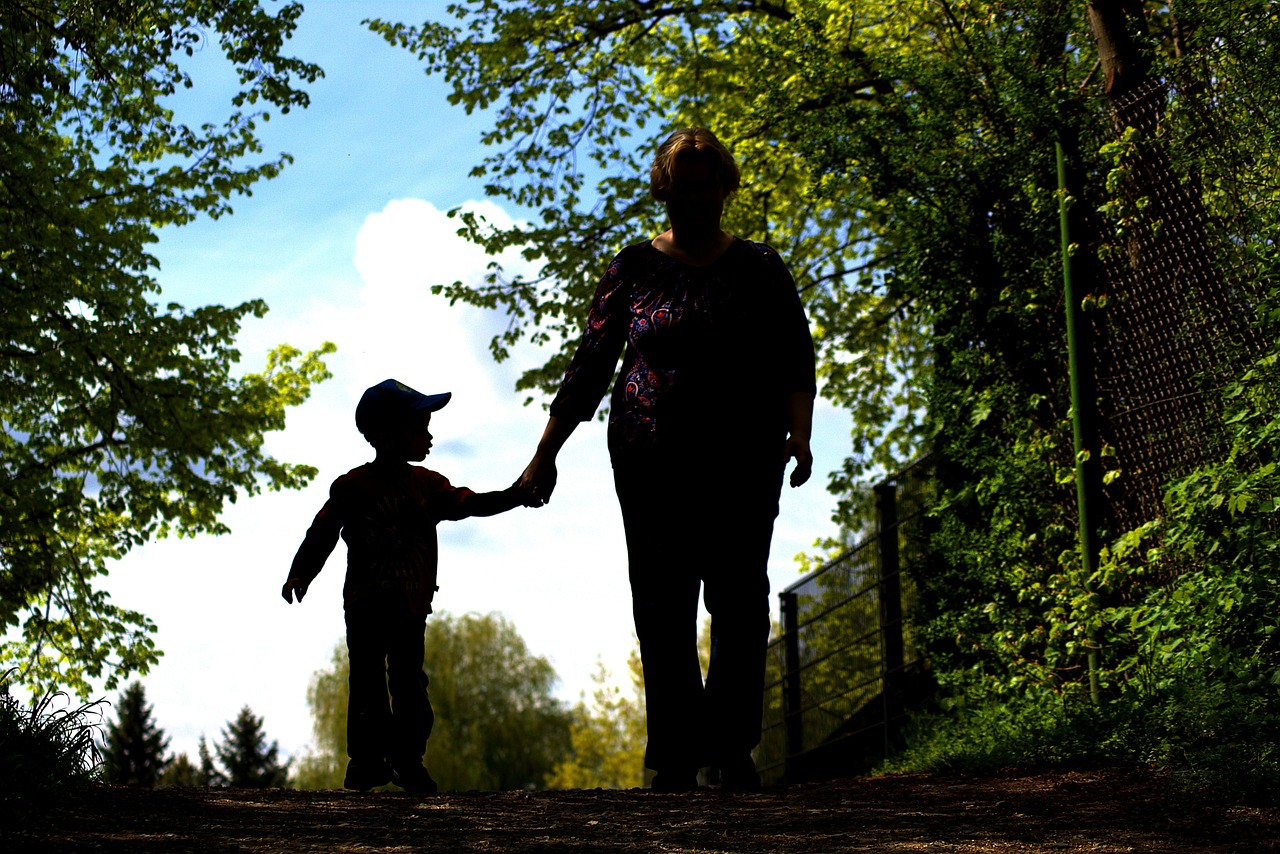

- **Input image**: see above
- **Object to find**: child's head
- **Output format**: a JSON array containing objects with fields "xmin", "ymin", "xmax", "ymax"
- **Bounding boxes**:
[{"xmin": 355, "ymin": 379, "xmax": 451, "ymax": 460}]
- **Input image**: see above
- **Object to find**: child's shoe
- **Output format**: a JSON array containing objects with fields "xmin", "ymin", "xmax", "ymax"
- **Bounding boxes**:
[
  {"xmin": 393, "ymin": 764, "xmax": 439, "ymax": 794},
  {"xmin": 344, "ymin": 758, "xmax": 393, "ymax": 791}
]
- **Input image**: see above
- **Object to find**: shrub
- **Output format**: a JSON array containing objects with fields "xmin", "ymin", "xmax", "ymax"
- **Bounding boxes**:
[{"xmin": 0, "ymin": 676, "xmax": 103, "ymax": 822}]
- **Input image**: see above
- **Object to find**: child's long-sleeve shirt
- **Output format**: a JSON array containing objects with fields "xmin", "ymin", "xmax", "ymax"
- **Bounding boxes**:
[{"xmin": 288, "ymin": 460, "xmax": 518, "ymax": 616}]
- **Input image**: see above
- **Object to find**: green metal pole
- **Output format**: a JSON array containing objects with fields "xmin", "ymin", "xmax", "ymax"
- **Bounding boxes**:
[{"xmin": 1057, "ymin": 139, "xmax": 1103, "ymax": 705}]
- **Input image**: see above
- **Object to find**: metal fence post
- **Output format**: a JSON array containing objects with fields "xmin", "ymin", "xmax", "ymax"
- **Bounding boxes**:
[
  {"xmin": 876, "ymin": 480, "xmax": 904, "ymax": 758},
  {"xmin": 1058, "ymin": 138, "xmax": 1104, "ymax": 704},
  {"xmin": 781, "ymin": 590, "xmax": 803, "ymax": 767}
]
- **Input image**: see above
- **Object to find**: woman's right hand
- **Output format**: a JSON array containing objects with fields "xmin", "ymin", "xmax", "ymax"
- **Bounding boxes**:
[
  {"xmin": 519, "ymin": 452, "xmax": 558, "ymax": 506},
  {"xmin": 520, "ymin": 415, "xmax": 576, "ymax": 506}
]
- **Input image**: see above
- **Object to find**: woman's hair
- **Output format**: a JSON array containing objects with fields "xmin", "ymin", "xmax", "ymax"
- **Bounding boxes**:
[{"xmin": 648, "ymin": 128, "xmax": 740, "ymax": 201}]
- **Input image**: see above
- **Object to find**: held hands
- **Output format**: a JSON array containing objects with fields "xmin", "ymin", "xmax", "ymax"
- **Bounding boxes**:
[
  {"xmin": 510, "ymin": 477, "xmax": 541, "ymax": 508},
  {"xmin": 517, "ymin": 453, "xmax": 558, "ymax": 508},
  {"xmin": 281, "ymin": 577, "xmax": 309, "ymax": 604},
  {"xmin": 783, "ymin": 434, "xmax": 813, "ymax": 488}
]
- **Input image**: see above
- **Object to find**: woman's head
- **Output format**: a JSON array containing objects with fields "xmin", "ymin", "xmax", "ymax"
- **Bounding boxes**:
[{"xmin": 649, "ymin": 128, "xmax": 740, "ymax": 202}]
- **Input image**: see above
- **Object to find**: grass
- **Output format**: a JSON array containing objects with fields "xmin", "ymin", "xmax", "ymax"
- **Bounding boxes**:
[
  {"xmin": 881, "ymin": 682, "xmax": 1280, "ymax": 804},
  {"xmin": 0, "ymin": 675, "xmax": 103, "ymax": 824}
]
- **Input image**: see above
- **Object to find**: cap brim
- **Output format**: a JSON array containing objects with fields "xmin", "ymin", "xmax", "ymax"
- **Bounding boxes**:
[{"xmin": 412, "ymin": 391, "xmax": 451, "ymax": 412}]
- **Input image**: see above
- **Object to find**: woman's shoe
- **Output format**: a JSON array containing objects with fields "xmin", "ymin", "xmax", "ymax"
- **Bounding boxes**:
[{"xmin": 716, "ymin": 756, "xmax": 761, "ymax": 792}]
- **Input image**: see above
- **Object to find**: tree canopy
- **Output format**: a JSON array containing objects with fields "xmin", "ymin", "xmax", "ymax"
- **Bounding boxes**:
[
  {"xmin": 367, "ymin": 0, "xmax": 933, "ymax": 499},
  {"xmin": 1, "ymin": 0, "xmax": 332, "ymax": 697},
  {"xmin": 371, "ymin": 0, "xmax": 1280, "ymax": 788},
  {"xmin": 363, "ymin": 0, "xmax": 1183, "ymax": 513}
]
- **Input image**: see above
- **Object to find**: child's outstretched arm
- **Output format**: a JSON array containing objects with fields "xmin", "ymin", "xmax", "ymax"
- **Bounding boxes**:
[{"xmin": 456, "ymin": 482, "xmax": 536, "ymax": 518}]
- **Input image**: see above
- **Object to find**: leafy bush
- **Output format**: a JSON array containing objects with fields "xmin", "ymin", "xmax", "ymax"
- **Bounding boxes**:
[
  {"xmin": 888, "ymin": 676, "xmax": 1280, "ymax": 801},
  {"xmin": 892, "ymin": 336, "xmax": 1280, "ymax": 800},
  {"xmin": 883, "ymin": 690, "xmax": 1113, "ymax": 775},
  {"xmin": 0, "ymin": 677, "xmax": 102, "ymax": 822}
]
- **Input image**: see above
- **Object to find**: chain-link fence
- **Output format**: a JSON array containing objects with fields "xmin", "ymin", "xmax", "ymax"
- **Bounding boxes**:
[{"xmin": 1090, "ymin": 13, "xmax": 1280, "ymax": 545}]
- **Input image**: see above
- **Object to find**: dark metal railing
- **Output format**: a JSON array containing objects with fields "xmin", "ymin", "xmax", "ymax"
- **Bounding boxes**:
[{"xmin": 758, "ymin": 454, "xmax": 935, "ymax": 783}]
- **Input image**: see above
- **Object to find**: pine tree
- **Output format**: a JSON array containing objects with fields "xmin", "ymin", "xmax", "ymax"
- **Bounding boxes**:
[
  {"xmin": 198, "ymin": 736, "xmax": 225, "ymax": 787},
  {"xmin": 214, "ymin": 707, "xmax": 290, "ymax": 788},
  {"xmin": 157, "ymin": 753, "xmax": 203, "ymax": 788},
  {"xmin": 100, "ymin": 682, "xmax": 170, "ymax": 786}
]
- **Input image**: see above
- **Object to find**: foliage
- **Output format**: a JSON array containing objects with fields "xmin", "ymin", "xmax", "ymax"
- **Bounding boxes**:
[
  {"xmin": 157, "ymin": 752, "xmax": 204, "ymax": 787},
  {"xmin": 295, "ymin": 612, "xmax": 572, "ymax": 792},
  {"xmin": 291, "ymin": 642, "xmax": 349, "ymax": 790},
  {"xmin": 197, "ymin": 735, "xmax": 221, "ymax": 786},
  {"xmin": 894, "ymin": 327, "xmax": 1280, "ymax": 795},
  {"xmin": 0, "ymin": 0, "xmax": 333, "ymax": 699},
  {"xmin": 375, "ymin": 0, "xmax": 1280, "ymax": 788},
  {"xmin": 884, "ymin": 690, "xmax": 1110, "ymax": 775},
  {"xmin": 100, "ymin": 681, "xmax": 170, "ymax": 786},
  {"xmin": 546, "ymin": 651, "xmax": 646, "ymax": 790},
  {"xmin": 367, "ymin": 1, "xmax": 932, "ymax": 498},
  {"xmin": 0, "ymin": 674, "xmax": 102, "ymax": 823},
  {"xmin": 212, "ymin": 706, "xmax": 289, "ymax": 788}
]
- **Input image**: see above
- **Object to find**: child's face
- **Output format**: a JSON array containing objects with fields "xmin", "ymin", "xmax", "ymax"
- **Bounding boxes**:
[{"xmin": 376, "ymin": 411, "xmax": 434, "ymax": 461}]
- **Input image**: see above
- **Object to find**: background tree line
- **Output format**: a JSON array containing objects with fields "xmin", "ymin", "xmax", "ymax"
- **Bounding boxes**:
[
  {"xmin": 99, "ymin": 681, "xmax": 289, "ymax": 788},
  {"xmin": 99, "ymin": 613, "xmax": 654, "ymax": 792}
]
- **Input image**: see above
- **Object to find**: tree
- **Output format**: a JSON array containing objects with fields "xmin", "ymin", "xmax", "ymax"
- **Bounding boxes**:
[
  {"xmin": 367, "ymin": 1, "xmax": 933, "ymax": 499},
  {"xmin": 100, "ymin": 681, "xmax": 169, "ymax": 786},
  {"xmin": 295, "ymin": 612, "xmax": 572, "ymax": 792},
  {"xmin": 547, "ymin": 652, "xmax": 646, "ymax": 790},
  {"xmin": 157, "ymin": 752, "xmax": 203, "ymax": 788},
  {"xmin": 369, "ymin": 0, "xmax": 1245, "ymax": 670},
  {"xmin": 291, "ymin": 643, "xmax": 349, "ymax": 790},
  {"xmin": 1, "ymin": 0, "xmax": 333, "ymax": 699},
  {"xmin": 197, "ymin": 735, "xmax": 223, "ymax": 787},
  {"xmin": 213, "ymin": 706, "xmax": 289, "ymax": 788},
  {"xmin": 369, "ymin": 0, "xmax": 1280, "ymax": 789}
]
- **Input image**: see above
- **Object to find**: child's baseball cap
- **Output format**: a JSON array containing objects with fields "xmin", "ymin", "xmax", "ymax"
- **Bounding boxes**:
[{"xmin": 355, "ymin": 379, "xmax": 451, "ymax": 436}]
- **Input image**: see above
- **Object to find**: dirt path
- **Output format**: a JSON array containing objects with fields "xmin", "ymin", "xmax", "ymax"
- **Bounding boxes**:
[{"xmin": 13, "ymin": 768, "xmax": 1279, "ymax": 852}]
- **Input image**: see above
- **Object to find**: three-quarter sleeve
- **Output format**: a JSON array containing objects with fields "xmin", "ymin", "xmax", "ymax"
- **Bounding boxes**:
[
  {"xmin": 548, "ymin": 252, "xmax": 631, "ymax": 422},
  {"xmin": 765, "ymin": 247, "xmax": 818, "ymax": 398}
]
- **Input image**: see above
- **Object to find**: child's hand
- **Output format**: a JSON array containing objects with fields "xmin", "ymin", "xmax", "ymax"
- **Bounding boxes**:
[
  {"xmin": 512, "ymin": 479, "xmax": 541, "ymax": 508},
  {"xmin": 281, "ymin": 577, "xmax": 309, "ymax": 604}
]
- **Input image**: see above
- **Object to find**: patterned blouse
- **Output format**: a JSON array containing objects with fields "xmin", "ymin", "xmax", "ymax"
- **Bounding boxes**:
[{"xmin": 550, "ymin": 238, "xmax": 816, "ymax": 466}]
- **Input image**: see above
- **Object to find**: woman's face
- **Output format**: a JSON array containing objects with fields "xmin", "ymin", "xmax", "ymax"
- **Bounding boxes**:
[{"xmin": 664, "ymin": 152, "xmax": 726, "ymax": 237}]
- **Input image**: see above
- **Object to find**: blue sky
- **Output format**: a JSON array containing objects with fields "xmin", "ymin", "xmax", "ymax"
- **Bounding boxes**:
[{"xmin": 81, "ymin": 2, "xmax": 852, "ymax": 766}]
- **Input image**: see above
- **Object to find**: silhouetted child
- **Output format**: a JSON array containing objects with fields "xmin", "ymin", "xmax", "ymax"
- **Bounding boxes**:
[{"xmin": 282, "ymin": 379, "xmax": 532, "ymax": 793}]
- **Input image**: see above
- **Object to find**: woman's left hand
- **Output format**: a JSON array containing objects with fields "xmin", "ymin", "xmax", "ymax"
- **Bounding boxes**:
[{"xmin": 783, "ymin": 435, "xmax": 813, "ymax": 487}]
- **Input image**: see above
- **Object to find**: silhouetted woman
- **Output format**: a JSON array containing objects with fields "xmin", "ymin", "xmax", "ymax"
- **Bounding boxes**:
[{"xmin": 519, "ymin": 128, "xmax": 816, "ymax": 791}]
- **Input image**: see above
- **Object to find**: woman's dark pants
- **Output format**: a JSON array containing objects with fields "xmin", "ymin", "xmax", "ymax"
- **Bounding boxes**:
[
  {"xmin": 613, "ymin": 457, "xmax": 782, "ymax": 775},
  {"xmin": 344, "ymin": 604, "xmax": 434, "ymax": 770}
]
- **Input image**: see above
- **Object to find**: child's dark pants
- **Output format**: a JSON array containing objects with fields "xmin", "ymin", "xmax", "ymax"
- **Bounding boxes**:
[{"xmin": 345, "ymin": 604, "xmax": 434, "ymax": 770}]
